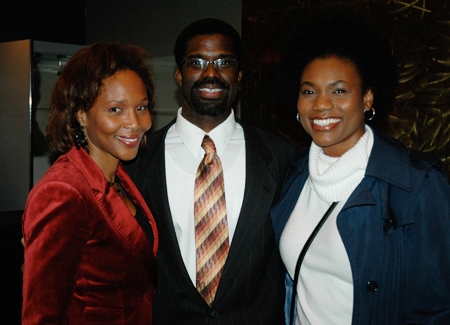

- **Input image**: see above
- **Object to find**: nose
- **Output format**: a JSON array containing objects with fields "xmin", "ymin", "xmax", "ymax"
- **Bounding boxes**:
[
  {"xmin": 124, "ymin": 110, "xmax": 141, "ymax": 130},
  {"xmin": 201, "ymin": 61, "xmax": 221, "ymax": 78},
  {"xmin": 313, "ymin": 93, "xmax": 333, "ymax": 111}
]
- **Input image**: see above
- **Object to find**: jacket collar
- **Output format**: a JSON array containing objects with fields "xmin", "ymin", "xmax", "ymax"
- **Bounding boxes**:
[
  {"xmin": 290, "ymin": 127, "xmax": 413, "ymax": 192},
  {"xmin": 65, "ymin": 145, "xmax": 158, "ymax": 259},
  {"xmin": 364, "ymin": 128, "xmax": 412, "ymax": 192},
  {"xmin": 65, "ymin": 146, "xmax": 110, "ymax": 192},
  {"xmin": 136, "ymin": 117, "xmax": 278, "ymax": 308}
]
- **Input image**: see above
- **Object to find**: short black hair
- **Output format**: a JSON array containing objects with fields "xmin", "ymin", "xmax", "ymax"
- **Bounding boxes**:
[
  {"xmin": 174, "ymin": 18, "xmax": 243, "ymax": 68},
  {"xmin": 280, "ymin": 10, "xmax": 398, "ymax": 129}
]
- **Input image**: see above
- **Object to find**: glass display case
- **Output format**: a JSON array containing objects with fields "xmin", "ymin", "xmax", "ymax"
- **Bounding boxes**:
[{"xmin": 0, "ymin": 40, "xmax": 83, "ymax": 212}]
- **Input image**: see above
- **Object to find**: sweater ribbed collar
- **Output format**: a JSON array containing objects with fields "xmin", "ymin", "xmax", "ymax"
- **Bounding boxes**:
[{"xmin": 308, "ymin": 125, "xmax": 374, "ymax": 202}]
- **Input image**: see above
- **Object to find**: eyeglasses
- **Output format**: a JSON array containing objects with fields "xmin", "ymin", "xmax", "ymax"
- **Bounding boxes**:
[{"xmin": 181, "ymin": 58, "xmax": 238, "ymax": 71}]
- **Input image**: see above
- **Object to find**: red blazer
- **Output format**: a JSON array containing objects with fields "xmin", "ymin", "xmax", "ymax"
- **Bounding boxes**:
[{"xmin": 22, "ymin": 146, "xmax": 158, "ymax": 325}]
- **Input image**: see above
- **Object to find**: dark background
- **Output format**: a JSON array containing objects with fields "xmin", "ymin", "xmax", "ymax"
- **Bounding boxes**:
[{"xmin": 1, "ymin": 2, "xmax": 86, "ymax": 322}]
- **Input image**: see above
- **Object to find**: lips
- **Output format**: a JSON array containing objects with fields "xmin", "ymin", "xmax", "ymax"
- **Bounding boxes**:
[
  {"xmin": 198, "ymin": 87, "xmax": 222, "ymax": 93},
  {"xmin": 312, "ymin": 118, "xmax": 341, "ymax": 127},
  {"xmin": 194, "ymin": 77, "xmax": 228, "ymax": 99},
  {"xmin": 115, "ymin": 135, "xmax": 141, "ymax": 148},
  {"xmin": 197, "ymin": 86, "xmax": 224, "ymax": 99}
]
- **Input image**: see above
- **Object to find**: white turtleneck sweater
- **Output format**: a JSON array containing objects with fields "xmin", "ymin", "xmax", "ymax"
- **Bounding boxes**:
[{"xmin": 280, "ymin": 125, "xmax": 374, "ymax": 325}]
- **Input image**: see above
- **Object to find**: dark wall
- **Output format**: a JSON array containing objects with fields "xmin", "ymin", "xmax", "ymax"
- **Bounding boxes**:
[
  {"xmin": 0, "ymin": 211, "xmax": 23, "ymax": 324},
  {"xmin": 0, "ymin": 0, "xmax": 86, "ymax": 45},
  {"xmin": 242, "ymin": 0, "xmax": 450, "ymax": 179}
]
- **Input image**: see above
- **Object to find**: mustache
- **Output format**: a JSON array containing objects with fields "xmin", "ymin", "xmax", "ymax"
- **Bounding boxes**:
[{"xmin": 193, "ymin": 77, "xmax": 229, "ymax": 89}]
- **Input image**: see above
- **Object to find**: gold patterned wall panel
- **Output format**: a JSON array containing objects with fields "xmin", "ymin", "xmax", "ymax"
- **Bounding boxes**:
[{"xmin": 241, "ymin": 0, "xmax": 450, "ymax": 179}]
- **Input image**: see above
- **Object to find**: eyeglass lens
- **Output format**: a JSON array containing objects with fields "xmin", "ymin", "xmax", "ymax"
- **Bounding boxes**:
[{"xmin": 183, "ymin": 59, "xmax": 237, "ymax": 71}]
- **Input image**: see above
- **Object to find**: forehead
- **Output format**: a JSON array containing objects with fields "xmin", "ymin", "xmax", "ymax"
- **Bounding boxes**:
[
  {"xmin": 185, "ymin": 34, "xmax": 236, "ymax": 58},
  {"xmin": 302, "ymin": 56, "xmax": 361, "ymax": 83}
]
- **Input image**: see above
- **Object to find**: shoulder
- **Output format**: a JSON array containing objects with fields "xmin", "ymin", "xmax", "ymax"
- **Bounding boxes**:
[
  {"xmin": 241, "ymin": 121, "xmax": 293, "ymax": 147},
  {"xmin": 31, "ymin": 150, "xmax": 98, "ymax": 202},
  {"xmin": 239, "ymin": 120, "xmax": 298, "ymax": 159},
  {"xmin": 408, "ymin": 147, "xmax": 445, "ymax": 177},
  {"xmin": 30, "ymin": 159, "xmax": 89, "ymax": 201},
  {"xmin": 367, "ymin": 130, "xmax": 449, "ymax": 223},
  {"xmin": 370, "ymin": 129, "xmax": 446, "ymax": 186},
  {"xmin": 24, "ymin": 169, "xmax": 91, "ymax": 230}
]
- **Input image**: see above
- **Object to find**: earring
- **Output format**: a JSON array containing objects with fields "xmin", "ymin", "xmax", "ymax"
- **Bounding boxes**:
[
  {"xmin": 296, "ymin": 113, "xmax": 300, "ymax": 122},
  {"xmin": 75, "ymin": 126, "xmax": 88, "ymax": 150},
  {"xmin": 364, "ymin": 107, "xmax": 376, "ymax": 121}
]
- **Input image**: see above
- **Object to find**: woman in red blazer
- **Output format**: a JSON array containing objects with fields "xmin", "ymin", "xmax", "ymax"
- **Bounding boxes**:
[{"xmin": 22, "ymin": 42, "xmax": 158, "ymax": 324}]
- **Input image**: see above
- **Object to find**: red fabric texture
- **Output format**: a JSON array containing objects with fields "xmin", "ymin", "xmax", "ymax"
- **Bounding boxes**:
[{"xmin": 22, "ymin": 146, "xmax": 158, "ymax": 324}]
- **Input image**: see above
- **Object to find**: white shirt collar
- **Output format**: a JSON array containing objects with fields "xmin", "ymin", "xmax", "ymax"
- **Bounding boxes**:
[{"xmin": 174, "ymin": 107, "xmax": 237, "ymax": 158}]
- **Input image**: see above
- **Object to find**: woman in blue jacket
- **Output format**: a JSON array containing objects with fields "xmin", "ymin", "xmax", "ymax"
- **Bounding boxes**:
[{"xmin": 272, "ymin": 12, "xmax": 450, "ymax": 325}]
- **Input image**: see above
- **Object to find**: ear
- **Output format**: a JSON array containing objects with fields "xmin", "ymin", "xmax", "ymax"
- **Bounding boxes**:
[
  {"xmin": 175, "ymin": 67, "xmax": 183, "ymax": 87},
  {"xmin": 76, "ymin": 110, "xmax": 88, "ymax": 127},
  {"xmin": 363, "ymin": 89, "xmax": 374, "ymax": 111},
  {"xmin": 237, "ymin": 69, "xmax": 243, "ymax": 83}
]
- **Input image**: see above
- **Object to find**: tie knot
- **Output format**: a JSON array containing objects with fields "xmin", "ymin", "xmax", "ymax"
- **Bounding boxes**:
[{"xmin": 201, "ymin": 135, "xmax": 216, "ymax": 154}]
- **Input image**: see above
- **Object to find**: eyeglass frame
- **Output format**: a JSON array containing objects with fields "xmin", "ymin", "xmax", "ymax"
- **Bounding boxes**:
[{"xmin": 180, "ymin": 58, "xmax": 239, "ymax": 71}]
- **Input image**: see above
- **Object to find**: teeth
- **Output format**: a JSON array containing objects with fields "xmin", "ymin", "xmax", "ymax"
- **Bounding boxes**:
[
  {"xmin": 312, "ymin": 118, "xmax": 340, "ymax": 126},
  {"xmin": 199, "ymin": 88, "xmax": 222, "ymax": 93},
  {"xmin": 115, "ymin": 136, "xmax": 138, "ymax": 142}
]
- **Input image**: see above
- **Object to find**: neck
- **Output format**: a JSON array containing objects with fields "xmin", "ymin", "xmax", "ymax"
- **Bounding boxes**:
[
  {"xmin": 181, "ymin": 106, "xmax": 232, "ymax": 133},
  {"xmin": 87, "ymin": 147, "xmax": 119, "ymax": 183}
]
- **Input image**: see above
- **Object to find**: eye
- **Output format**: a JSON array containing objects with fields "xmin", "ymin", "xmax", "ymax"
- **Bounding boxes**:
[
  {"xmin": 216, "ymin": 59, "xmax": 237, "ymax": 70},
  {"xmin": 334, "ymin": 89, "xmax": 347, "ymax": 94},
  {"xmin": 218, "ymin": 59, "xmax": 229, "ymax": 66},
  {"xmin": 185, "ymin": 59, "xmax": 204, "ymax": 69},
  {"xmin": 108, "ymin": 107, "xmax": 121, "ymax": 113},
  {"xmin": 137, "ymin": 105, "xmax": 148, "ymax": 111},
  {"xmin": 183, "ymin": 59, "xmax": 202, "ymax": 70},
  {"xmin": 300, "ymin": 89, "xmax": 314, "ymax": 95}
]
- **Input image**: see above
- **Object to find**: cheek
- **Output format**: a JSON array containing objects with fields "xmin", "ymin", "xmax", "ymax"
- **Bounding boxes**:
[
  {"xmin": 89, "ymin": 118, "xmax": 119, "ymax": 137},
  {"xmin": 299, "ymin": 115, "xmax": 310, "ymax": 131},
  {"xmin": 141, "ymin": 113, "xmax": 152, "ymax": 131},
  {"xmin": 297, "ymin": 98, "xmax": 308, "ymax": 115},
  {"xmin": 344, "ymin": 98, "xmax": 365, "ymax": 119},
  {"xmin": 100, "ymin": 119, "xmax": 118, "ymax": 133}
]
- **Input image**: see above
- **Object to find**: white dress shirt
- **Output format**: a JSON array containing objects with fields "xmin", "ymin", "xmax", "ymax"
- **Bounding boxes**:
[{"xmin": 165, "ymin": 108, "xmax": 246, "ymax": 284}]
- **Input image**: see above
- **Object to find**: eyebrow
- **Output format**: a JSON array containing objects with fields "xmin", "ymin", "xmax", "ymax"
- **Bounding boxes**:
[
  {"xmin": 300, "ymin": 80, "xmax": 348, "ymax": 87},
  {"xmin": 330, "ymin": 80, "xmax": 347, "ymax": 86},
  {"xmin": 106, "ymin": 97, "xmax": 149, "ymax": 105},
  {"xmin": 185, "ymin": 54, "xmax": 236, "ymax": 59}
]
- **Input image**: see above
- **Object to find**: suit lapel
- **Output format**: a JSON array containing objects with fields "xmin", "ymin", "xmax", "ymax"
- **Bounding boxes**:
[
  {"xmin": 140, "ymin": 123, "xmax": 207, "ymax": 306},
  {"xmin": 215, "ymin": 124, "xmax": 278, "ymax": 301},
  {"xmin": 144, "ymin": 120, "xmax": 280, "ymax": 307}
]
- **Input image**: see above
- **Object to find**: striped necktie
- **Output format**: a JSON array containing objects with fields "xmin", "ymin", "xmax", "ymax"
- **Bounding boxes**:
[{"xmin": 194, "ymin": 135, "xmax": 229, "ymax": 306}]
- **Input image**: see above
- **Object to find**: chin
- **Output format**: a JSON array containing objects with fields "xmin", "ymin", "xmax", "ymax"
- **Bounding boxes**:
[
  {"xmin": 198, "ymin": 104, "xmax": 228, "ymax": 116},
  {"xmin": 118, "ymin": 151, "xmax": 140, "ymax": 162}
]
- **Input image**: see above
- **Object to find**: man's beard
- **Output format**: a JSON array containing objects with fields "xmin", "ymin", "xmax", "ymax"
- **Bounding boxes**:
[{"xmin": 190, "ymin": 77, "xmax": 230, "ymax": 117}]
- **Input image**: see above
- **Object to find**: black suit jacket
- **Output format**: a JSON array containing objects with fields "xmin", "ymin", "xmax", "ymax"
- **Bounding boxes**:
[{"xmin": 127, "ymin": 118, "xmax": 297, "ymax": 324}]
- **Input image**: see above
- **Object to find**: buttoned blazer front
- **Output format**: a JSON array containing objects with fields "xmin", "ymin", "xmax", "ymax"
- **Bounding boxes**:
[
  {"xmin": 22, "ymin": 146, "xmax": 158, "ymax": 325},
  {"xmin": 127, "ymin": 118, "xmax": 297, "ymax": 324},
  {"xmin": 271, "ymin": 128, "xmax": 450, "ymax": 324}
]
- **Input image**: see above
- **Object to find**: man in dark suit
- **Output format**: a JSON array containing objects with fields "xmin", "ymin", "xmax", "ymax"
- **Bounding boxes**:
[{"xmin": 127, "ymin": 18, "xmax": 296, "ymax": 324}]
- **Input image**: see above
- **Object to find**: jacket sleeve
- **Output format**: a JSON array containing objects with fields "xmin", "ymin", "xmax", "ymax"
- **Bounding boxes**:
[
  {"xmin": 404, "ymin": 166, "xmax": 450, "ymax": 323},
  {"xmin": 22, "ymin": 181, "xmax": 90, "ymax": 324}
]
